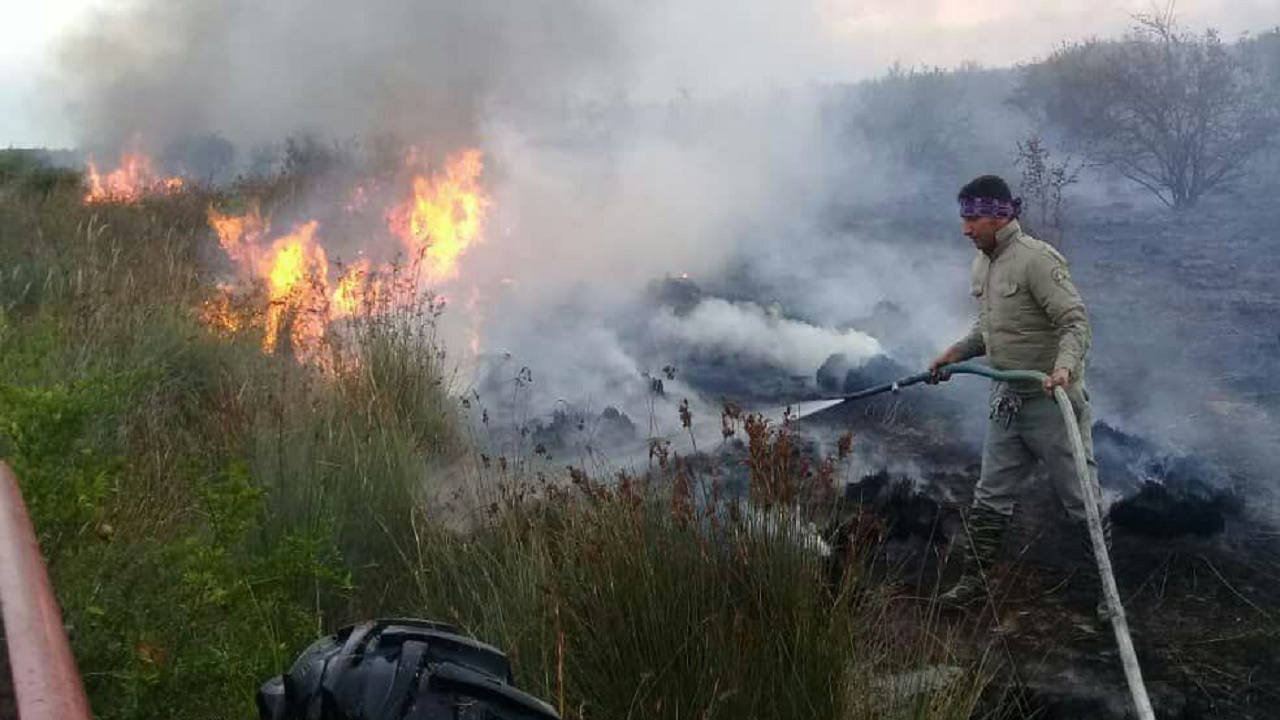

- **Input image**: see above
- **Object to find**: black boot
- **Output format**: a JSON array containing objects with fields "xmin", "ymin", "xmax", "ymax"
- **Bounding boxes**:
[
  {"xmin": 1075, "ymin": 517, "xmax": 1115, "ymax": 623},
  {"xmin": 941, "ymin": 506, "xmax": 1010, "ymax": 607}
]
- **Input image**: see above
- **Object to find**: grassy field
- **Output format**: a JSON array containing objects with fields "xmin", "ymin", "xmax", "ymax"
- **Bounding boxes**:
[{"xmin": 0, "ymin": 150, "xmax": 1005, "ymax": 720}]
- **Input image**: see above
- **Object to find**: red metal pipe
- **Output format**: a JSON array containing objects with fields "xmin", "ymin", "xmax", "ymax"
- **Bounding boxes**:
[{"xmin": 0, "ymin": 462, "xmax": 93, "ymax": 720}]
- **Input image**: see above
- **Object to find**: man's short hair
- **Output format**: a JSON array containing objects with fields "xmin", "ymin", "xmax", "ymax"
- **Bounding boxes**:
[{"xmin": 958, "ymin": 175, "xmax": 1013, "ymax": 202}]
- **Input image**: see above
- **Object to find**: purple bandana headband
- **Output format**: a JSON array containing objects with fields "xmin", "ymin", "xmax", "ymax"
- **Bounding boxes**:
[{"xmin": 960, "ymin": 196, "xmax": 1022, "ymax": 219}]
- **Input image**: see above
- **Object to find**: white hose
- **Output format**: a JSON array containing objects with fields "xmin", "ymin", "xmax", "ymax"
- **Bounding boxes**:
[{"xmin": 1053, "ymin": 386, "xmax": 1155, "ymax": 720}]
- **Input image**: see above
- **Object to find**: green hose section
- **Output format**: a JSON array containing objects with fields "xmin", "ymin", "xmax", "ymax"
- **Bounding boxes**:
[{"xmin": 829, "ymin": 360, "xmax": 1047, "ymax": 400}]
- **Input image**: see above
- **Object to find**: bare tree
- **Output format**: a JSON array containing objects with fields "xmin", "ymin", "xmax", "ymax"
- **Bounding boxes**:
[
  {"xmin": 1014, "ymin": 136, "xmax": 1081, "ymax": 245},
  {"xmin": 1014, "ymin": 11, "xmax": 1280, "ymax": 209}
]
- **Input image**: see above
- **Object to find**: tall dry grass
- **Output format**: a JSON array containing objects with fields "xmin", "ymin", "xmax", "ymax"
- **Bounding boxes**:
[{"xmin": 0, "ymin": 151, "xmax": 1007, "ymax": 720}]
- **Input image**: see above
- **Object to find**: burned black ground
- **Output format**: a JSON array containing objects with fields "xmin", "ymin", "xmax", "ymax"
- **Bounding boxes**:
[{"xmin": 811, "ymin": 412, "xmax": 1276, "ymax": 720}]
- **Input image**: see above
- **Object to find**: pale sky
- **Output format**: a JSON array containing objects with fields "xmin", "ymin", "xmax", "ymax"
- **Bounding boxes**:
[
  {"xmin": 1, "ymin": 0, "xmax": 1276, "ymax": 148},
  {"xmin": 0, "ymin": 0, "xmax": 106, "ymax": 147}
]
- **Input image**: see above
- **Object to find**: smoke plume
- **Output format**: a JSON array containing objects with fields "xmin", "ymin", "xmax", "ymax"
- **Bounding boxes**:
[
  {"xmin": 650, "ymin": 298, "xmax": 882, "ymax": 376},
  {"xmin": 51, "ymin": 0, "xmax": 1278, "ymax": 494},
  {"xmin": 51, "ymin": 0, "xmax": 943, "ymax": 438}
]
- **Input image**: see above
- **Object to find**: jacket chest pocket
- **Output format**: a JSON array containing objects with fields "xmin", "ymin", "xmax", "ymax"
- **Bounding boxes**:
[{"xmin": 989, "ymin": 280, "xmax": 1030, "ymax": 324}]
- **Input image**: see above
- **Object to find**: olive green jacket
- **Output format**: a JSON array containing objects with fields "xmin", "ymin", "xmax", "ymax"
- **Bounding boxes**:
[{"xmin": 952, "ymin": 220, "xmax": 1091, "ymax": 384}]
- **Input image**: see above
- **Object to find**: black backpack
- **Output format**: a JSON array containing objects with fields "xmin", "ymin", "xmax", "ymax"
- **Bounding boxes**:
[{"xmin": 257, "ymin": 618, "xmax": 561, "ymax": 720}]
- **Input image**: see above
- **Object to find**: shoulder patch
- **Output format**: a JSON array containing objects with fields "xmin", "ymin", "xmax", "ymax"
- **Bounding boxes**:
[{"xmin": 1051, "ymin": 265, "xmax": 1071, "ymax": 286}]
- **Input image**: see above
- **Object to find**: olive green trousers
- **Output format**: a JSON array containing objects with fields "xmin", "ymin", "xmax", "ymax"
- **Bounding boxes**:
[{"xmin": 973, "ymin": 381, "xmax": 1101, "ymax": 523}]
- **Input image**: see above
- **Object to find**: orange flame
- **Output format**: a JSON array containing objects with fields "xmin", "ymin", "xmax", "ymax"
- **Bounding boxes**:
[
  {"xmin": 331, "ymin": 259, "xmax": 372, "ymax": 318},
  {"xmin": 390, "ymin": 149, "xmax": 491, "ymax": 284},
  {"xmin": 200, "ymin": 283, "xmax": 249, "ymax": 337},
  {"xmin": 84, "ymin": 152, "xmax": 184, "ymax": 204},
  {"xmin": 203, "ymin": 147, "xmax": 491, "ymax": 365},
  {"xmin": 206, "ymin": 204, "xmax": 332, "ymax": 357},
  {"xmin": 208, "ymin": 204, "xmax": 268, "ymax": 270},
  {"xmin": 259, "ymin": 221, "xmax": 328, "ymax": 355}
]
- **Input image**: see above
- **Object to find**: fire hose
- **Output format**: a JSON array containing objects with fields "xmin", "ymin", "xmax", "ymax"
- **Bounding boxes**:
[
  {"xmin": 0, "ymin": 462, "xmax": 94, "ymax": 720},
  {"xmin": 830, "ymin": 361, "xmax": 1155, "ymax": 720}
]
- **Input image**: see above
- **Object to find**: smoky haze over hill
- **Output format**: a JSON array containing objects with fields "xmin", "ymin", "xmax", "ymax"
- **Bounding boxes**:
[{"xmin": 49, "ymin": 1, "xmax": 1280, "ymax": 498}]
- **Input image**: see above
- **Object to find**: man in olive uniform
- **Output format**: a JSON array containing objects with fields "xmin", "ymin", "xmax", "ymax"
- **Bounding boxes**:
[{"xmin": 929, "ymin": 175, "xmax": 1109, "ymax": 616}]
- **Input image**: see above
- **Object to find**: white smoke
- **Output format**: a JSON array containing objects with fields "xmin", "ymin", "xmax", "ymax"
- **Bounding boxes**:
[
  {"xmin": 42, "ymin": 0, "xmax": 975, "ymax": 444},
  {"xmin": 32, "ymin": 0, "xmax": 1280, "ymax": 509},
  {"xmin": 650, "ymin": 298, "xmax": 882, "ymax": 376}
]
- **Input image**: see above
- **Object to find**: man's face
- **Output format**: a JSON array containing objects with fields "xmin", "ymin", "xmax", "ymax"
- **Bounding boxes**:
[{"xmin": 962, "ymin": 215, "xmax": 1006, "ymax": 253}]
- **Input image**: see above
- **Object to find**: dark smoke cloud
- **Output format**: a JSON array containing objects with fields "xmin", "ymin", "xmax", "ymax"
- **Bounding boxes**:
[
  {"xmin": 53, "ymin": 0, "xmax": 924, "ymax": 445},
  {"xmin": 55, "ymin": 0, "xmax": 628, "ymax": 150}
]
